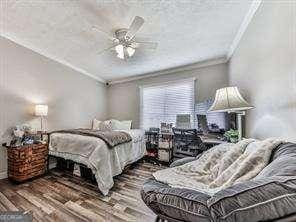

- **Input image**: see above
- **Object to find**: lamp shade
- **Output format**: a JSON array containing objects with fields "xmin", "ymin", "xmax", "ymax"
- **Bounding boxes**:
[
  {"xmin": 208, "ymin": 87, "xmax": 253, "ymax": 113},
  {"xmin": 35, "ymin": 104, "xmax": 48, "ymax": 116}
]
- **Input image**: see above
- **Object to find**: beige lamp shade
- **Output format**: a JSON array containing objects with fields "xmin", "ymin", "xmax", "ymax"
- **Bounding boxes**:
[
  {"xmin": 35, "ymin": 105, "xmax": 48, "ymax": 116},
  {"xmin": 208, "ymin": 87, "xmax": 253, "ymax": 113}
]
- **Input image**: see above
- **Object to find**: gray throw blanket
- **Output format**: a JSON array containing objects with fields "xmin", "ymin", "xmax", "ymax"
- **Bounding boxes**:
[{"xmin": 50, "ymin": 129, "xmax": 132, "ymax": 148}]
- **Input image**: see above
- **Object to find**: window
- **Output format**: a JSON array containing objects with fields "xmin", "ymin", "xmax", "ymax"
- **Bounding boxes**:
[{"xmin": 140, "ymin": 78, "xmax": 195, "ymax": 130}]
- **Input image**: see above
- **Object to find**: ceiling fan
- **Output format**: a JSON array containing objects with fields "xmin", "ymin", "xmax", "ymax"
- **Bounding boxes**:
[{"xmin": 94, "ymin": 16, "xmax": 158, "ymax": 60}]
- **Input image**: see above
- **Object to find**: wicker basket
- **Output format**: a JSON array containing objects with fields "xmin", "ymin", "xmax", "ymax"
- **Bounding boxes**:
[{"xmin": 7, "ymin": 144, "xmax": 48, "ymax": 182}]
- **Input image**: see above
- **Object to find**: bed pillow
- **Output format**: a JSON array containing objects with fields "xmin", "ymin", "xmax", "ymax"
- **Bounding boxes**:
[
  {"xmin": 111, "ymin": 119, "xmax": 132, "ymax": 130},
  {"xmin": 92, "ymin": 119, "xmax": 101, "ymax": 130},
  {"xmin": 100, "ymin": 120, "xmax": 113, "ymax": 131},
  {"xmin": 92, "ymin": 119, "xmax": 112, "ymax": 131}
]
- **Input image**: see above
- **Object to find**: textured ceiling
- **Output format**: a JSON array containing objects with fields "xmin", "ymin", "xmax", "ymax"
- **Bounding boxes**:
[{"xmin": 1, "ymin": 0, "xmax": 253, "ymax": 82}]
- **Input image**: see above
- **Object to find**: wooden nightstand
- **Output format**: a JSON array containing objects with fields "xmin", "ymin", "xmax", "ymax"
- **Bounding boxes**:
[{"xmin": 5, "ymin": 143, "xmax": 48, "ymax": 182}]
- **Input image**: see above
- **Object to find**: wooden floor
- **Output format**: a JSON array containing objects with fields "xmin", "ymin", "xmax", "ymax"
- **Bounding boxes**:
[{"xmin": 0, "ymin": 161, "xmax": 165, "ymax": 222}]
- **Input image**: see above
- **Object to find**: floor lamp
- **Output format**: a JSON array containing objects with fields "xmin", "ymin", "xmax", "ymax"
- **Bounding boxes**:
[{"xmin": 208, "ymin": 87, "xmax": 253, "ymax": 141}]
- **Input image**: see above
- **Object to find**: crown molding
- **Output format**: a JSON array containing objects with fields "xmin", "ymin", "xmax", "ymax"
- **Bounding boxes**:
[
  {"xmin": 108, "ymin": 56, "xmax": 228, "ymax": 85},
  {"xmin": 1, "ymin": 34, "xmax": 106, "ymax": 83},
  {"xmin": 227, "ymin": 0, "xmax": 262, "ymax": 60}
]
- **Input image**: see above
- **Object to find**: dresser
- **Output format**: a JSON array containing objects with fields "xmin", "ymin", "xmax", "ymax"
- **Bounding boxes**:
[{"xmin": 6, "ymin": 143, "xmax": 48, "ymax": 182}]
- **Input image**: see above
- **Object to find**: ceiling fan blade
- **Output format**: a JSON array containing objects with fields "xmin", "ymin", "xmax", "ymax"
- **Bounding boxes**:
[
  {"xmin": 92, "ymin": 26, "xmax": 115, "ymax": 41},
  {"xmin": 133, "ymin": 41, "xmax": 158, "ymax": 50},
  {"xmin": 126, "ymin": 16, "xmax": 145, "ymax": 40},
  {"xmin": 97, "ymin": 43, "xmax": 118, "ymax": 55}
]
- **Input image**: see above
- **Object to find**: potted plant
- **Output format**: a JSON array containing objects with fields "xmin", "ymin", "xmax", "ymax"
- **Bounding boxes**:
[{"xmin": 224, "ymin": 129, "xmax": 239, "ymax": 143}]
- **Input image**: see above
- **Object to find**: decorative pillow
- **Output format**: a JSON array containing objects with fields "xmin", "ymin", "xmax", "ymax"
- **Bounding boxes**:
[
  {"xmin": 92, "ymin": 119, "xmax": 112, "ymax": 131},
  {"xmin": 99, "ymin": 120, "xmax": 113, "ymax": 131},
  {"xmin": 111, "ymin": 119, "xmax": 132, "ymax": 130}
]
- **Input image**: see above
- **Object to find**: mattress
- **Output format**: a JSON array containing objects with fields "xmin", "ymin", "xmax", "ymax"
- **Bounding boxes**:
[{"xmin": 49, "ymin": 129, "xmax": 146, "ymax": 195}]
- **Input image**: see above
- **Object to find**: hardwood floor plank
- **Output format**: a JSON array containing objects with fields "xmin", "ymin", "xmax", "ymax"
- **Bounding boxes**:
[
  {"xmin": 43, "ymin": 194, "xmax": 89, "ymax": 222},
  {"xmin": 0, "ymin": 202, "xmax": 7, "ymax": 211},
  {"xmin": 6, "ymin": 192, "xmax": 47, "ymax": 221},
  {"xmin": 17, "ymin": 189, "xmax": 56, "ymax": 214},
  {"xmin": 82, "ymin": 200, "xmax": 137, "ymax": 222},
  {"xmin": 0, "ymin": 192, "xmax": 18, "ymax": 211},
  {"xmin": 0, "ymin": 160, "xmax": 163, "ymax": 222},
  {"xmin": 65, "ymin": 200, "xmax": 105, "ymax": 221}
]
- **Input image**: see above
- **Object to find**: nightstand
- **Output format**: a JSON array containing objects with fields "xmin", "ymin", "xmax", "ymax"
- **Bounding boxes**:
[{"xmin": 5, "ymin": 143, "xmax": 48, "ymax": 182}]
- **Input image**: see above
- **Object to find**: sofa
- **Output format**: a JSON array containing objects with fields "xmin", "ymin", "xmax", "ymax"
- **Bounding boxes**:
[{"xmin": 141, "ymin": 142, "xmax": 296, "ymax": 222}]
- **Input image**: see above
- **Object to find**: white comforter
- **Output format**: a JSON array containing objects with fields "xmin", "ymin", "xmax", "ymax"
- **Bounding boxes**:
[{"xmin": 49, "ymin": 129, "xmax": 146, "ymax": 195}]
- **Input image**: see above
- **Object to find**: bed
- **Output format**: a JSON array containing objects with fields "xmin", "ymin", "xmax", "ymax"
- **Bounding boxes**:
[{"xmin": 49, "ymin": 129, "xmax": 146, "ymax": 195}]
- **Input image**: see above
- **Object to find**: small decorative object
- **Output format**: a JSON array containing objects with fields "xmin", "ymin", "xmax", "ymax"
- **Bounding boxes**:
[
  {"xmin": 10, "ymin": 124, "xmax": 39, "ymax": 147},
  {"xmin": 224, "ymin": 129, "xmax": 239, "ymax": 143},
  {"xmin": 12, "ymin": 127, "xmax": 25, "ymax": 147},
  {"xmin": 35, "ymin": 104, "xmax": 48, "ymax": 132}
]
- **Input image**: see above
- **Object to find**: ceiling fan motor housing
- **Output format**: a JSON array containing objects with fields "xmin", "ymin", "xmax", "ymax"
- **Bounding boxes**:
[{"xmin": 114, "ymin": 29, "xmax": 135, "ymax": 46}]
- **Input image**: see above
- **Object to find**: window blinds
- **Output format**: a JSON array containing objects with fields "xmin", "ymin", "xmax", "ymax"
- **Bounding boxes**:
[{"xmin": 140, "ymin": 79, "xmax": 195, "ymax": 130}]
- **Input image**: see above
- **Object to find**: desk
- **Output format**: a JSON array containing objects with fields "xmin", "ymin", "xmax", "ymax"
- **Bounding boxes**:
[
  {"xmin": 145, "ymin": 131, "xmax": 227, "ymax": 163},
  {"xmin": 200, "ymin": 135, "xmax": 227, "ymax": 147}
]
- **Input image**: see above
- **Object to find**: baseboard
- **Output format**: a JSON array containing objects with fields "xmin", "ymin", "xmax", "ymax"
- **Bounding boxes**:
[{"xmin": 0, "ymin": 171, "xmax": 8, "ymax": 179}]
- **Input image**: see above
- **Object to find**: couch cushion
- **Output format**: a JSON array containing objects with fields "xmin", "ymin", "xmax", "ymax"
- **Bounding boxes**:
[
  {"xmin": 257, "ymin": 143, "xmax": 296, "ymax": 178},
  {"xmin": 209, "ymin": 178, "xmax": 296, "ymax": 222},
  {"xmin": 141, "ymin": 178, "xmax": 212, "ymax": 222},
  {"xmin": 208, "ymin": 143, "xmax": 296, "ymax": 222},
  {"xmin": 270, "ymin": 142, "xmax": 296, "ymax": 162}
]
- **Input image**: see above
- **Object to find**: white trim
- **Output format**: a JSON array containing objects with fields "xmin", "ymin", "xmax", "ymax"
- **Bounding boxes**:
[
  {"xmin": 108, "ymin": 56, "xmax": 227, "ymax": 85},
  {"xmin": 227, "ymin": 0, "xmax": 262, "ymax": 60},
  {"xmin": 0, "ymin": 171, "xmax": 7, "ymax": 179},
  {"xmin": 0, "ymin": 34, "xmax": 106, "ymax": 83}
]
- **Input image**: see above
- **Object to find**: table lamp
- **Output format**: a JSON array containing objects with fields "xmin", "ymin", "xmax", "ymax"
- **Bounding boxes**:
[
  {"xmin": 35, "ymin": 104, "xmax": 48, "ymax": 132},
  {"xmin": 208, "ymin": 87, "xmax": 253, "ymax": 141}
]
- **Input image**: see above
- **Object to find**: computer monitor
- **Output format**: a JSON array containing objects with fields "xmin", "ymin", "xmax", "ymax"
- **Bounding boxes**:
[{"xmin": 176, "ymin": 114, "xmax": 191, "ymax": 129}]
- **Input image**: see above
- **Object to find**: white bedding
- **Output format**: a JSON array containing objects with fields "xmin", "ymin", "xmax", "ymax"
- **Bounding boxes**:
[{"xmin": 49, "ymin": 129, "xmax": 146, "ymax": 195}]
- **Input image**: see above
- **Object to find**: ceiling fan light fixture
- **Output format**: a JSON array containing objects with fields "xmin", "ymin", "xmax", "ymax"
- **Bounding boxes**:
[
  {"xmin": 115, "ymin": 44, "xmax": 124, "ymax": 59},
  {"xmin": 115, "ymin": 44, "xmax": 136, "ymax": 60},
  {"xmin": 96, "ymin": 16, "xmax": 158, "ymax": 60},
  {"xmin": 115, "ymin": 44, "xmax": 124, "ymax": 54},
  {"xmin": 126, "ymin": 47, "xmax": 135, "ymax": 57},
  {"xmin": 117, "ymin": 53, "xmax": 125, "ymax": 60}
]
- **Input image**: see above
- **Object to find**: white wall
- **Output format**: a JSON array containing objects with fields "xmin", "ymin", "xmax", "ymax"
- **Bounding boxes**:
[
  {"xmin": 229, "ymin": 1, "xmax": 296, "ymax": 140},
  {"xmin": 0, "ymin": 37, "xmax": 108, "ymax": 178},
  {"xmin": 107, "ymin": 63, "xmax": 229, "ymax": 128}
]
